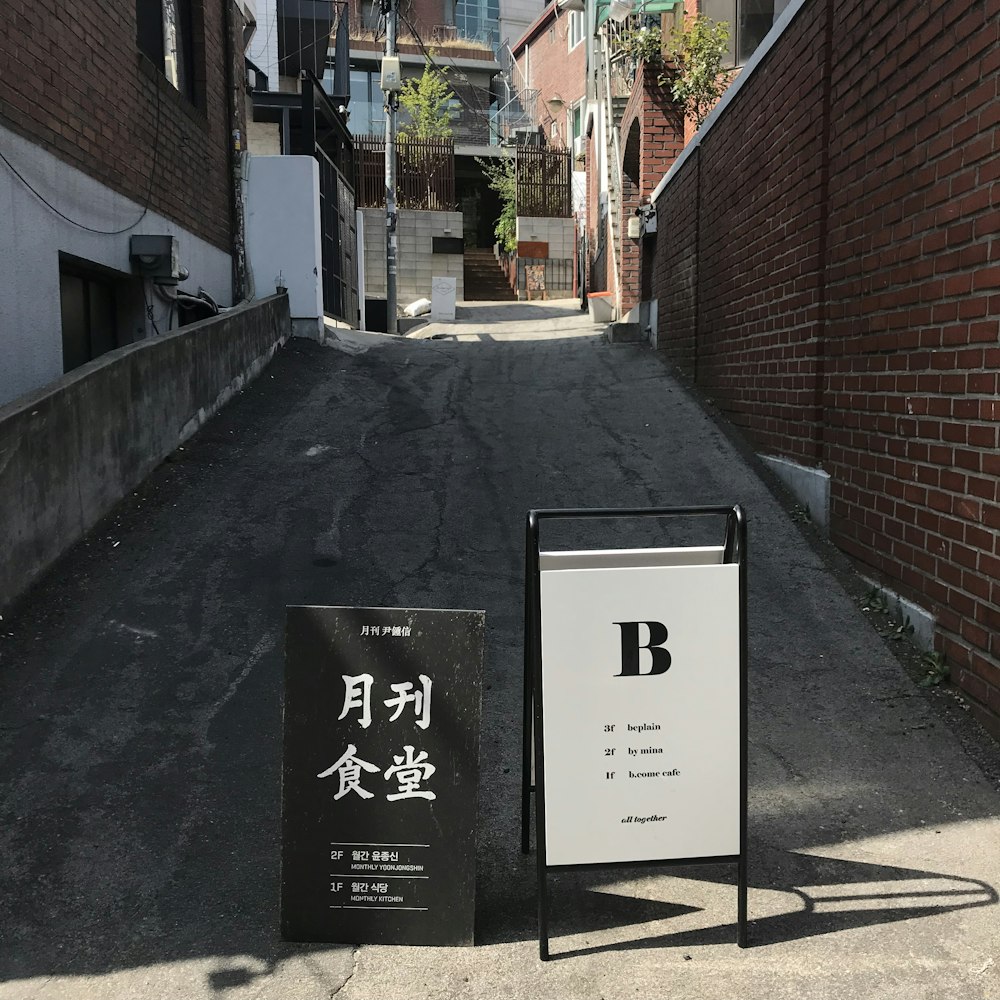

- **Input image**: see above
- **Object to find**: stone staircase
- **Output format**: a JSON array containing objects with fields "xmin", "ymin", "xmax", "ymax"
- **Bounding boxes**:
[{"xmin": 463, "ymin": 248, "xmax": 517, "ymax": 301}]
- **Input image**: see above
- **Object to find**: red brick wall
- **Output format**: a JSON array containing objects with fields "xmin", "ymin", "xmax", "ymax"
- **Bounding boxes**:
[
  {"xmin": 0, "ymin": 0, "xmax": 240, "ymax": 252},
  {"xmin": 514, "ymin": 11, "xmax": 586, "ymax": 147},
  {"xmin": 653, "ymin": 156, "xmax": 698, "ymax": 363},
  {"xmin": 620, "ymin": 63, "xmax": 684, "ymax": 313},
  {"xmin": 652, "ymin": 0, "xmax": 1000, "ymax": 737}
]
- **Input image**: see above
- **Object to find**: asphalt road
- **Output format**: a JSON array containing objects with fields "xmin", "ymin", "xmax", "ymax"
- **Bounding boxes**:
[{"xmin": 1, "ymin": 301, "xmax": 997, "ymax": 999}]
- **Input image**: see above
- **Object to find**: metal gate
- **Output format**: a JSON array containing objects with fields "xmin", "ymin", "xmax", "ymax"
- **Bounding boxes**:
[
  {"xmin": 316, "ymin": 149, "xmax": 358, "ymax": 324},
  {"xmin": 301, "ymin": 73, "xmax": 359, "ymax": 326}
]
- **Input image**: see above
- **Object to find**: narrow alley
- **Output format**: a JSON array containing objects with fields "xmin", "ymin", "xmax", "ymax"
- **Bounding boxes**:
[{"xmin": 0, "ymin": 302, "xmax": 997, "ymax": 1000}]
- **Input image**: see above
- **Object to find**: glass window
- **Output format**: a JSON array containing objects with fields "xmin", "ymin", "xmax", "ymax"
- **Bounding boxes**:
[
  {"xmin": 699, "ymin": 0, "xmax": 777, "ymax": 67},
  {"xmin": 568, "ymin": 10, "xmax": 584, "ymax": 50},
  {"xmin": 456, "ymin": 0, "xmax": 499, "ymax": 48},
  {"xmin": 323, "ymin": 68, "xmax": 385, "ymax": 135},
  {"xmin": 737, "ymin": 0, "xmax": 774, "ymax": 63},
  {"xmin": 136, "ymin": 0, "xmax": 195, "ymax": 101}
]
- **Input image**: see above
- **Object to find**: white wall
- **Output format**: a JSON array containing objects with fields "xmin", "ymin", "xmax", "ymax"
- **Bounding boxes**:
[
  {"xmin": 0, "ymin": 124, "xmax": 232, "ymax": 408},
  {"xmin": 244, "ymin": 154, "xmax": 324, "ymax": 338},
  {"xmin": 515, "ymin": 216, "xmax": 575, "ymax": 259},
  {"xmin": 361, "ymin": 209, "xmax": 465, "ymax": 305},
  {"xmin": 500, "ymin": 0, "xmax": 538, "ymax": 47}
]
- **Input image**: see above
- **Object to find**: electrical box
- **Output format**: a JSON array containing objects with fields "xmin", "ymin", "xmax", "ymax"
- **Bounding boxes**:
[
  {"xmin": 380, "ymin": 57, "xmax": 402, "ymax": 92},
  {"xmin": 129, "ymin": 235, "xmax": 180, "ymax": 283},
  {"xmin": 644, "ymin": 207, "xmax": 657, "ymax": 234}
]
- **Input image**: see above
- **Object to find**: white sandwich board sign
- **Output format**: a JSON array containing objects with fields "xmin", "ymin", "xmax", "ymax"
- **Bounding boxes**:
[
  {"xmin": 522, "ymin": 506, "xmax": 748, "ymax": 958},
  {"xmin": 539, "ymin": 546, "xmax": 740, "ymax": 865}
]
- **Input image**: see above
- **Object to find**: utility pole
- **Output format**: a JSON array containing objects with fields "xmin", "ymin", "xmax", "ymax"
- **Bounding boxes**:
[{"xmin": 383, "ymin": 0, "xmax": 399, "ymax": 333}]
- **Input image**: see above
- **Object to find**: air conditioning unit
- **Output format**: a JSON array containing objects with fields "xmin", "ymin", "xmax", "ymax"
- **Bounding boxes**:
[
  {"xmin": 431, "ymin": 24, "xmax": 458, "ymax": 42},
  {"xmin": 573, "ymin": 136, "xmax": 585, "ymax": 161}
]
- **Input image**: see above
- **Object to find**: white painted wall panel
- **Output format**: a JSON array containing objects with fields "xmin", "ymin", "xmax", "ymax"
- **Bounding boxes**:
[
  {"xmin": 245, "ymin": 154, "xmax": 323, "ymax": 336},
  {"xmin": 0, "ymin": 124, "xmax": 232, "ymax": 408}
]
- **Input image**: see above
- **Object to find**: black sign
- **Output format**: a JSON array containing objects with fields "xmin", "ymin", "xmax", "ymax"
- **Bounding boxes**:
[
  {"xmin": 281, "ymin": 606, "xmax": 485, "ymax": 945},
  {"xmin": 432, "ymin": 236, "xmax": 464, "ymax": 255}
]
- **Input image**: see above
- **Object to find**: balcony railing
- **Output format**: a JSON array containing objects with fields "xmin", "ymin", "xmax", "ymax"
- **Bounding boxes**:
[
  {"xmin": 604, "ymin": 13, "xmax": 665, "ymax": 100},
  {"xmin": 354, "ymin": 136, "xmax": 456, "ymax": 212}
]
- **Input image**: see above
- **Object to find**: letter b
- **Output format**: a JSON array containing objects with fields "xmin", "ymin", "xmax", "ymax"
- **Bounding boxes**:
[{"xmin": 614, "ymin": 621, "xmax": 671, "ymax": 676}]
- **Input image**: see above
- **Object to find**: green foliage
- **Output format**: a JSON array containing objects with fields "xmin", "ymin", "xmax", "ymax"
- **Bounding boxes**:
[
  {"xmin": 620, "ymin": 23, "xmax": 664, "ymax": 67},
  {"xmin": 918, "ymin": 652, "xmax": 950, "ymax": 688},
  {"xmin": 863, "ymin": 586, "xmax": 889, "ymax": 614},
  {"xmin": 476, "ymin": 154, "xmax": 517, "ymax": 253},
  {"xmin": 665, "ymin": 15, "xmax": 731, "ymax": 128},
  {"xmin": 398, "ymin": 58, "xmax": 456, "ymax": 141}
]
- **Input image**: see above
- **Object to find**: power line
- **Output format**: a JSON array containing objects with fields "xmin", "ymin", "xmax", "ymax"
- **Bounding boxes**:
[
  {"xmin": 0, "ymin": 83, "xmax": 163, "ymax": 235},
  {"xmin": 396, "ymin": 12, "xmax": 496, "ymax": 123}
]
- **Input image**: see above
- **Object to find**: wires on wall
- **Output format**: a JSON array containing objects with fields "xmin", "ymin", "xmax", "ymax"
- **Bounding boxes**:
[{"xmin": 0, "ymin": 81, "xmax": 163, "ymax": 236}]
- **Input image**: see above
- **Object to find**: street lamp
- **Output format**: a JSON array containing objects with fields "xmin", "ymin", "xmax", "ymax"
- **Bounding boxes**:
[{"xmin": 606, "ymin": 0, "xmax": 635, "ymax": 21}]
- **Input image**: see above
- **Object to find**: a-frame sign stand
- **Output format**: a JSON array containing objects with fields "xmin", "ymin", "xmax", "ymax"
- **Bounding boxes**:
[{"xmin": 521, "ymin": 506, "xmax": 748, "ymax": 960}]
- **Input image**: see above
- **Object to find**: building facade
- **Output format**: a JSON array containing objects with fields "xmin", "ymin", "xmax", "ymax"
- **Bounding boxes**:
[{"xmin": 0, "ymin": 0, "xmax": 250, "ymax": 408}]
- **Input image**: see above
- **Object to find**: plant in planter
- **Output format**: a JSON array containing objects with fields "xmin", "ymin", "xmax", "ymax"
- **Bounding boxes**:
[
  {"xmin": 620, "ymin": 22, "xmax": 665, "ymax": 68},
  {"xmin": 616, "ymin": 15, "xmax": 729, "ymax": 129},
  {"xmin": 664, "ymin": 15, "xmax": 731, "ymax": 128}
]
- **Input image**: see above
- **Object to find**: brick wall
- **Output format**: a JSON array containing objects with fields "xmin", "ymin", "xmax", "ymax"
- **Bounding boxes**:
[
  {"xmin": 652, "ymin": 0, "xmax": 1000, "ymax": 737},
  {"xmin": 620, "ymin": 63, "xmax": 684, "ymax": 313},
  {"xmin": 0, "ymin": 0, "xmax": 240, "ymax": 253},
  {"xmin": 514, "ymin": 10, "xmax": 586, "ymax": 148}
]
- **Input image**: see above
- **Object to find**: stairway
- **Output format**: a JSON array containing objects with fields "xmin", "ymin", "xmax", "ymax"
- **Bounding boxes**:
[{"xmin": 463, "ymin": 248, "xmax": 517, "ymax": 301}]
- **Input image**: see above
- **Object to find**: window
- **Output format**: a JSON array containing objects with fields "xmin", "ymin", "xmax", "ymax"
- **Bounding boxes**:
[
  {"xmin": 455, "ymin": 0, "xmax": 500, "ymax": 49},
  {"xmin": 568, "ymin": 10, "xmax": 584, "ymax": 50},
  {"xmin": 700, "ymin": 0, "xmax": 783, "ymax": 67},
  {"xmin": 570, "ymin": 101, "xmax": 583, "ymax": 141},
  {"xmin": 324, "ymin": 67, "xmax": 385, "ymax": 135},
  {"xmin": 59, "ymin": 264, "xmax": 119, "ymax": 374},
  {"xmin": 136, "ymin": 0, "xmax": 196, "ymax": 101},
  {"xmin": 359, "ymin": 0, "xmax": 381, "ymax": 32}
]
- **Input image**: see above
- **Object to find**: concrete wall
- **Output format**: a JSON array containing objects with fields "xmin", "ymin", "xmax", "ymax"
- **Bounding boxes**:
[
  {"xmin": 651, "ymin": 0, "xmax": 1000, "ymax": 738},
  {"xmin": 245, "ymin": 154, "xmax": 324, "ymax": 338},
  {"xmin": 515, "ymin": 217, "xmax": 575, "ymax": 259},
  {"xmin": 0, "ymin": 123, "xmax": 234, "ymax": 409},
  {"xmin": 513, "ymin": 216, "xmax": 576, "ymax": 299},
  {"xmin": 361, "ymin": 209, "xmax": 464, "ymax": 305},
  {"xmin": 0, "ymin": 295, "xmax": 291, "ymax": 613}
]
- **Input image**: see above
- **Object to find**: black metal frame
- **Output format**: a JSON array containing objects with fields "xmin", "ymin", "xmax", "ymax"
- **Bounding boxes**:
[
  {"xmin": 521, "ymin": 506, "xmax": 748, "ymax": 960},
  {"xmin": 300, "ymin": 72, "xmax": 358, "ymax": 326}
]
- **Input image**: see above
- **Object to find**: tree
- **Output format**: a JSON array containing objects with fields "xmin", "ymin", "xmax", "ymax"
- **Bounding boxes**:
[
  {"xmin": 398, "ymin": 58, "xmax": 457, "ymax": 141},
  {"xmin": 665, "ymin": 15, "xmax": 731, "ymax": 129},
  {"xmin": 476, "ymin": 154, "xmax": 517, "ymax": 253}
]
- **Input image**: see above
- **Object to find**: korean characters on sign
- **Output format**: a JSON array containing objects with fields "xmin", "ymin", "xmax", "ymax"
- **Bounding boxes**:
[{"xmin": 318, "ymin": 645, "xmax": 436, "ymax": 803}]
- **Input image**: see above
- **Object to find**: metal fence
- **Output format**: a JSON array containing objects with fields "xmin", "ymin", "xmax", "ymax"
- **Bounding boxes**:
[
  {"xmin": 516, "ymin": 257, "xmax": 575, "ymax": 296},
  {"xmin": 516, "ymin": 147, "xmax": 572, "ymax": 218},
  {"xmin": 354, "ymin": 135, "xmax": 456, "ymax": 211}
]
